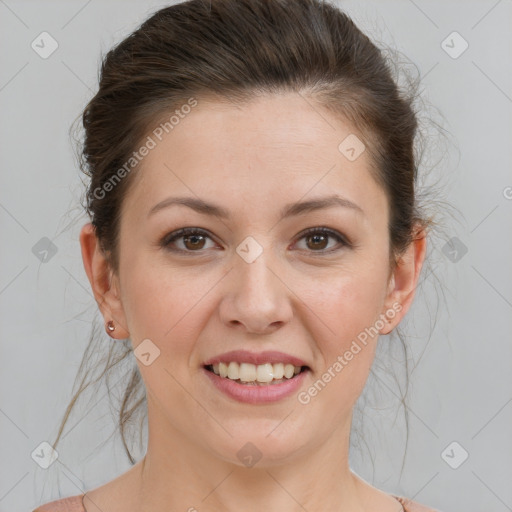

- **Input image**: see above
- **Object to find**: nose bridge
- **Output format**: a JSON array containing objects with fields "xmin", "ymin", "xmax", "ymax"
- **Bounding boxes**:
[
  {"xmin": 220, "ymin": 234, "xmax": 292, "ymax": 332},
  {"xmin": 234, "ymin": 235, "xmax": 280, "ymax": 302}
]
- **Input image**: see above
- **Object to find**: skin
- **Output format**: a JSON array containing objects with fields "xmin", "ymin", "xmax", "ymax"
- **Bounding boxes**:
[{"xmin": 80, "ymin": 92, "xmax": 426, "ymax": 512}]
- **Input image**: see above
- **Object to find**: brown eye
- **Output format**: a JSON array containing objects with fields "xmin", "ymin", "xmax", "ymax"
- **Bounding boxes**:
[
  {"xmin": 162, "ymin": 228, "xmax": 216, "ymax": 253},
  {"xmin": 295, "ymin": 228, "xmax": 349, "ymax": 253},
  {"xmin": 305, "ymin": 233, "xmax": 329, "ymax": 250},
  {"xmin": 182, "ymin": 233, "xmax": 206, "ymax": 250}
]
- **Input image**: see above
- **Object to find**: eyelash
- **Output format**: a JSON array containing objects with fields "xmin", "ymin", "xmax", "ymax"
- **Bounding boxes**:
[{"xmin": 160, "ymin": 226, "xmax": 351, "ymax": 255}]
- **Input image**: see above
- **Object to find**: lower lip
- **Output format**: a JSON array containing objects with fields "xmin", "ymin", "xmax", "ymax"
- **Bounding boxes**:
[{"xmin": 202, "ymin": 367, "xmax": 309, "ymax": 404}]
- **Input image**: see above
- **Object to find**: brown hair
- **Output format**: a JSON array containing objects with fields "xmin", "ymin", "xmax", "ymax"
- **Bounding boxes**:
[{"xmin": 54, "ymin": 0, "xmax": 448, "ymax": 473}]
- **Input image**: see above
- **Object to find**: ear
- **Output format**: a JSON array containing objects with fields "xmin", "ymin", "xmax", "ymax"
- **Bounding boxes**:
[
  {"xmin": 79, "ymin": 222, "xmax": 130, "ymax": 339},
  {"xmin": 379, "ymin": 226, "xmax": 427, "ymax": 335}
]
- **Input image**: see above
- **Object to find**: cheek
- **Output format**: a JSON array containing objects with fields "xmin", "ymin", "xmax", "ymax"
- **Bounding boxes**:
[
  {"xmin": 300, "ymin": 264, "xmax": 388, "ymax": 382},
  {"xmin": 306, "ymin": 267, "xmax": 387, "ymax": 335},
  {"xmin": 299, "ymin": 276, "xmax": 384, "ymax": 417},
  {"xmin": 120, "ymin": 255, "xmax": 216, "ymax": 355}
]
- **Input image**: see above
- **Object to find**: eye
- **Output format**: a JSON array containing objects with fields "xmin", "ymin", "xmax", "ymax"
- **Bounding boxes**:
[
  {"xmin": 293, "ymin": 227, "xmax": 350, "ymax": 254},
  {"xmin": 161, "ymin": 226, "xmax": 350, "ymax": 255},
  {"xmin": 161, "ymin": 227, "xmax": 218, "ymax": 253}
]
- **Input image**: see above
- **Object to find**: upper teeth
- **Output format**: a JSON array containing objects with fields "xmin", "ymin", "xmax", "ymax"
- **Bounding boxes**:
[{"xmin": 211, "ymin": 362, "xmax": 302, "ymax": 382}]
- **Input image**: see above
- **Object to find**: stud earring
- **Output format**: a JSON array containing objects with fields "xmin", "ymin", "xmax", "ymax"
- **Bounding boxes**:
[{"xmin": 106, "ymin": 320, "xmax": 116, "ymax": 333}]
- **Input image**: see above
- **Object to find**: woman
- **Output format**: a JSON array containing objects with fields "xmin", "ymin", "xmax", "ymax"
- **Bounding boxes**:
[{"xmin": 34, "ymin": 0, "xmax": 442, "ymax": 510}]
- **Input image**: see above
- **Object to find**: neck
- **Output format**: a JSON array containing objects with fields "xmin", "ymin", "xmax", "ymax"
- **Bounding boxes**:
[{"xmin": 133, "ymin": 402, "xmax": 368, "ymax": 512}]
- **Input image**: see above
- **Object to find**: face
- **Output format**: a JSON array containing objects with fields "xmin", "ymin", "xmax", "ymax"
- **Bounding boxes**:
[{"xmin": 82, "ymin": 92, "xmax": 424, "ymax": 468}]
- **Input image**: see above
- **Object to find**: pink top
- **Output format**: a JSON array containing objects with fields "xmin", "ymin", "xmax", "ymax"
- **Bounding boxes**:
[{"xmin": 33, "ymin": 493, "xmax": 441, "ymax": 511}]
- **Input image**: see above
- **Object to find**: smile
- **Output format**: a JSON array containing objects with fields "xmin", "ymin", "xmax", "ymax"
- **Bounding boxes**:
[
  {"xmin": 205, "ymin": 362, "xmax": 306, "ymax": 385},
  {"xmin": 203, "ymin": 363, "xmax": 310, "ymax": 404}
]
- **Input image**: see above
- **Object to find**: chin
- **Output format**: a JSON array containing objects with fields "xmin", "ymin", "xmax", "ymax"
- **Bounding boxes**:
[{"xmin": 206, "ymin": 423, "xmax": 311, "ymax": 468}]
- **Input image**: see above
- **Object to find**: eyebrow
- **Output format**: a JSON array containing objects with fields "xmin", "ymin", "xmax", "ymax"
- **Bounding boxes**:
[{"xmin": 148, "ymin": 194, "xmax": 364, "ymax": 220}]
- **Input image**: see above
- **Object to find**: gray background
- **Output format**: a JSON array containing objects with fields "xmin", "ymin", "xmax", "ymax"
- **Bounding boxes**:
[{"xmin": 1, "ymin": 1, "xmax": 511, "ymax": 511}]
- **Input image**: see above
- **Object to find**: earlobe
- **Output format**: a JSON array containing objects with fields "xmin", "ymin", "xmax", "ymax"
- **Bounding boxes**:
[
  {"xmin": 379, "ymin": 229, "xmax": 427, "ymax": 335},
  {"xmin": 79, "ymin": 223, "xmax": 130, "ymax": 339}
]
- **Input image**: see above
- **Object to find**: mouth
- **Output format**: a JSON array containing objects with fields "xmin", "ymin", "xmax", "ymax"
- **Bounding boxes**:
[
  {"xmin": 203, "ymin": 362, "xmax": 310, "ymax": 386},
  {"xmin": 202, "ymin": 350, "xmax": 311, "ymax": 403}
]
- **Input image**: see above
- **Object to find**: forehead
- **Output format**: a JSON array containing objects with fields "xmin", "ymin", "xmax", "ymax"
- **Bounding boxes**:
[{"xmin": 122, "ymin": 92, "xmax": 386, "ymax": 221}]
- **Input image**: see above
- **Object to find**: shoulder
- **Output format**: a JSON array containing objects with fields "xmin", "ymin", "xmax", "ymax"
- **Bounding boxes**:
[
  {"xmin": 392, "ymin": 494, "xmax": 443, "ymax": 512},
  {"xmin": 32, "ymin": 494, "xmax": 85, "ymax": 512}
]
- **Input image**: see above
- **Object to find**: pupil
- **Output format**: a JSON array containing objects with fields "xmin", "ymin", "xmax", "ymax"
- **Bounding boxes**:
[
  {"xmin": 185, "ymin": 235, "xmax": 204, "ymax": 249},
  {"xmin": 309, "ymin": 234, "xmax": 327, "ymax": 250}
]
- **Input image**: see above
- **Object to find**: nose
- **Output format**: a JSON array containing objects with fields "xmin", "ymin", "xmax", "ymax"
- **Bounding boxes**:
[{"xmin": 218, "ymin": 248, "xmax": 293, "ymax": 335}]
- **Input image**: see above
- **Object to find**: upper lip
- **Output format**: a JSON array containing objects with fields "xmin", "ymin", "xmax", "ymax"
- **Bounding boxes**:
[{"xmin": 203, "ymin": 350, "xmax": 309, "ymax": 368}]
